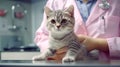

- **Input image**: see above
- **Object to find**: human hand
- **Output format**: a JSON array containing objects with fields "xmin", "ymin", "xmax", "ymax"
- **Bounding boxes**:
[
  {"xmin": 47, "ymin": 46, "xmax": 68, "ymax": 61},
  {"xmin": 78, "ymin": 35, "xmax": 109, "ymax": 53}
]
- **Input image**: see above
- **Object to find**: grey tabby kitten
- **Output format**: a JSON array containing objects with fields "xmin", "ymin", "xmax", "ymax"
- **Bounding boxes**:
[{"xmin": 37, "ymin": 5, "xmax": 88, "ymax": 62}]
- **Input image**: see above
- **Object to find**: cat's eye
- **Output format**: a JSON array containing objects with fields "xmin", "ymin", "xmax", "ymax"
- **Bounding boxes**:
[
  {"xmin": 51, "ymin": 19, "xmax": 56, "ymax": 24},
  {"xmin": 61, "ymin": 19, "xmax": 67, "ymax": 24}
]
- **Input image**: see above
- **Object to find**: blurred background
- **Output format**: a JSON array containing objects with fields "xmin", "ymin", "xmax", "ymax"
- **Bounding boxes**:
[{"xmin": 0, "ymin": 0, "xmax": 47, "ymax": 52}]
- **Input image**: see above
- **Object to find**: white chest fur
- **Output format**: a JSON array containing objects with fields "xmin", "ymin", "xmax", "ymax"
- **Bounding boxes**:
[
  {"xmin": 48, "ymin": 32, "xmax": 77, "ymax": 49},
  {"xmin": 49, "ymin": 37, "xmax": 68, "ymax": 49}
]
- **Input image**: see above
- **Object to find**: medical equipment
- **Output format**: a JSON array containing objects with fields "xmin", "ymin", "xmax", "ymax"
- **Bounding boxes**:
[{"xmin": 98, "ymin": 0, "xmax": 110, "ymax": 10}]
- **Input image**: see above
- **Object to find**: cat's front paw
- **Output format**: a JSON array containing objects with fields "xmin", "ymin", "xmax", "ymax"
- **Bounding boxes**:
[
  {"xmin": 32, "ymin": 54, "xmax": 46, "ymax": 61},
  {"xmin": 62, "ymin": 56, "xmax": 75, "ymax": 63}
]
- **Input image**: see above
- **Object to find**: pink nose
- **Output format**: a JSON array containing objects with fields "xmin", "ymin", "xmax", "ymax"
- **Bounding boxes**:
[{"xmin": 57, "ymin": 25, "xmax": 61, "ymax": 28}]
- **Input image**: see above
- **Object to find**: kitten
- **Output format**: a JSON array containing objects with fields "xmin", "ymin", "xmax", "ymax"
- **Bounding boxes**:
[{"xmin": 35, "ymin": 5, "xmax": 88, "ymax": 62}]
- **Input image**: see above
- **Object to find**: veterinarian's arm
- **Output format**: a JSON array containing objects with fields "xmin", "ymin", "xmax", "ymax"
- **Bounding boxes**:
[{"xmin": 78, "ymin": 35, "xmax": 109, "ymax": 53}]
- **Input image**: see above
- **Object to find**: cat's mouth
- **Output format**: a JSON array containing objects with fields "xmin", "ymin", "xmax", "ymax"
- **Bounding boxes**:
[
  {"xmin": 56, "ymin": 28, "xmax": 61, "ymax": 31},
  {"xmin": 55, "ymin": 27, "xmax": 61, "ymax": 31}
]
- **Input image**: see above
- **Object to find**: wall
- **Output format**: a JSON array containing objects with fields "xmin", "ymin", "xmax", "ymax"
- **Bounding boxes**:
[
  {"xmin": 0, "ymin": 0, "xmax": 46, "ymax": 51},
  {"xmin": 0, "ymin": 0, "xmax": 32, "ymax": 51}
]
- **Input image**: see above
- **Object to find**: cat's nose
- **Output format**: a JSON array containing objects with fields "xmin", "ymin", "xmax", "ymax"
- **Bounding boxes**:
[{"xmin": 57, "ymin": 25, "xmax": 61, "ymax": 29}]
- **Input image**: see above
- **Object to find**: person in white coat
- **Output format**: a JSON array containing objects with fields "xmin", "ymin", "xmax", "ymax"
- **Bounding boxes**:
[{"xmin": 33, "ymin": 0, "xmax": 120, "ymax": 61}]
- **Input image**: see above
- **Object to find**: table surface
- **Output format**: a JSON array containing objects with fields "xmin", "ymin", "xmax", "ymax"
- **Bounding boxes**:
[{"xmin": 0, "ymin": 60, "xmax": 120, "ymax": 67}]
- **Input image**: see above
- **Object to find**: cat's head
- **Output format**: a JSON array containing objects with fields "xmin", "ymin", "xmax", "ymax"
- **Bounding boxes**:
[{"xmin": 44, "ymin": 5, "xmax": 75, "ymax": 34}]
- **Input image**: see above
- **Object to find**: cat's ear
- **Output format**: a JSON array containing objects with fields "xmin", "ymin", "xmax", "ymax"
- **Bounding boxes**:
[
  {"xmin": 64, "ymin": 5, "xmax": 74, "ymax": 17},
  {"xmin": 44, "ymin": 6, "xmax": 52, "ymax": 18}
]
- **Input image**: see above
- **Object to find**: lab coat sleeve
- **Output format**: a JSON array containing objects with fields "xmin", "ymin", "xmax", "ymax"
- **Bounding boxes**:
[
  {"xmin": 107, "ymin": 19, "xmax": 120, "ymax": 58},
  {"xmin": 34, "ymin": 0, "xmax": 53, "ymax": 53},
  {"xmin": 105, "ymin": 0, "xmax": 120, "ymax": 59},
  {"xmin": 107, "ymin": 37, "xmax": 120, "ymax": 58}
]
